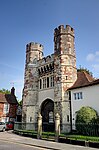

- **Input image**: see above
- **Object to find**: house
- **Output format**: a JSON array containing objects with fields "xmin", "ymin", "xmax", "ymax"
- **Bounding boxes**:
[
  {"xmin": 0, "ymin": 87, "xmax": 18, "ymax": 122},
  {"xmin": 68, "ymin": 71, "xmax": 99, "ymax": 128}
]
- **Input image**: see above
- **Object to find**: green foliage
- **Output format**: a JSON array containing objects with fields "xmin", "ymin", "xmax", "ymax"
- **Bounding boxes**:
[
  {"xmin": 76, "ymin": 106, "xmax": 97, "ymax": 124},
  {"xmin": 18, "ymin": 100, "xmax": 22, "ymax": 106},
  {"xmin": 0, "ymin": 88, "xmax": 10, "ymax": 94},
  {"xmin": 92, "ymin": 117, "xmax": 99, "ymax": 124},
  {"xmin": 75, "ymin": 106, "xmax": 98, "ymax": 135},
  {"xmin": 77, "ymin": 66, "xmax": 93, "ymax": 77},
  {"xmin": 14, "ymin": 129, "xmax": 99, "ymax": 142}
]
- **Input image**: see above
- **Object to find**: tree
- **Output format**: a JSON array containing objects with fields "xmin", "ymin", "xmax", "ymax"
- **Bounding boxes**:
[
  {"xmin": 0, "ymin": 88, "xmax": 10, "ymax": 94},
  {"xmin": 75, "ymin": 106, "xmax": 98, "ymax": 135},
  {"xmin": 76, "ymin": 106, "xmax": 97, "ymax": 124},
  {"xmin": 77, "ymin": 66, "xmax": 93, "ymax": 77},
  {"xmin": 18, "ymin": 100, "xmax": 22, "ymax": 106}
]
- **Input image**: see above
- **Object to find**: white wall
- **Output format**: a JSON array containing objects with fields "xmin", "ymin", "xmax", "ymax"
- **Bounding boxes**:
[
  {"xmin": 38, "ymin": 88, "xmax": 54, "ymax": 107},
  {"xmin": 71, "ymin": 84, "xmax": 99, "ymax": 124}
]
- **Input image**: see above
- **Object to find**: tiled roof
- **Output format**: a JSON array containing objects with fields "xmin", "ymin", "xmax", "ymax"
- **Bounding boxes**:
[
  {"xmin": 0, "ymin": 93, "xmax": 18, "ymax": 104},
  {"xmin": 0, "ymin": 94, "xmax": 7, "ymax": 103},
  {"xmin": 69, "ymin": 71, "xmax": 99, "ymax": 90}
]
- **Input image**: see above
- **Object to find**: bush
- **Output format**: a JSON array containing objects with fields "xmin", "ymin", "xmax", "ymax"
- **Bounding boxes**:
[
  {"xmin": 76, "ymin": 106, "xmax": 97, "ymax": 124},
  {"xmin": 75, "ymin": 106, "xmax": 98, "ymax": 135}
]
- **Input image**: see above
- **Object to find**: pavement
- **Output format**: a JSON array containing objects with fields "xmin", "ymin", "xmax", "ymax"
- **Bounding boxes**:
[{"xmin": 0, "ymin": 131, "xmax": 98, "ymax": 150}]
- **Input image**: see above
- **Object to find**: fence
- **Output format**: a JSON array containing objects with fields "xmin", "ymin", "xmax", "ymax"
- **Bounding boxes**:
[
  {"xmin": 73, "ymin": 123, "xmax": 99, "ymax": 136},
  {"xmin": 14, "ymin": 113, "xmax": 99, "ymax": 142},
  {"xmin": 14, "ymin": 122, "xmax": 37, "ymax": 131}
]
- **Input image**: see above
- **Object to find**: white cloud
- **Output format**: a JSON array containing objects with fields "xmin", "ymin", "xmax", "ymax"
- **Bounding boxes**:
[
  {"xmin": 86, "ymin": 51, "xmax": 99, "ymax": 78},
  {"xmin": 86, "ymin": 51, "xmax": 99, "ymax": 62},
  {"xmin": 86, "ymin": 53, "xmax": 95, "ymax": 61},
  {"xmin": 92, "ymin": 64, "xmax": 99, "ymax": 71},
  {"xmin": 96, "ymin": 51, "xmax": 99, "ymax": 56}
]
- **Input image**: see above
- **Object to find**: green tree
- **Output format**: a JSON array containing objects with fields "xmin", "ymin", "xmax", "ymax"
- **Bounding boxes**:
[
  {"xmin": 77, "ymin": 66, "xmax": 93, "ymax": 77},
  {"xmin": 75, "ymin": 106, "xmax": 98, "ymax": 135},
  {"xmin": 76, "ymin": 106, "xmax": 97, "ymax": 124},
  {"xmin": 0, "ymin": 88, "xmax": 10, "ymax": 94},
  {"xmin": 18, "ymin": 100, "xmax": 22, "ymax": 106}
]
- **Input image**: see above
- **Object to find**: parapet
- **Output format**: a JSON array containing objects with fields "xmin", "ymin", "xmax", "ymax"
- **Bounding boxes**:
[
  {"xmin": 38, "ymin": 53, "xmax": 54, "ymax": 65},
  {"xmin": 26, "ymin": 42, "xmax": 43, "ymax": 52},
  {"xmin": 54, "ymin": 25, "xmax": 74, "ymax": 36}
]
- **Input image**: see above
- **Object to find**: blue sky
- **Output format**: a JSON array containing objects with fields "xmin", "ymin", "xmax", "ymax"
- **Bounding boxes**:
[{"xmin": 0, "ymin": 0, "xmax": 99, "ymax": 100}]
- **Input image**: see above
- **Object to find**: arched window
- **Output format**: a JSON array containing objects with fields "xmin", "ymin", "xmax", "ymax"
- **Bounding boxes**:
[
  {"xmin": 33, "ymin": 58, "xmax": 37, "ymax": 64},
  {"xmin": 40, "ymin": 79, "xmax": 42, "ymax": 89},
  {"xmin": 47, "ymin": 77, "xmax": 49, "ymax": 88}
]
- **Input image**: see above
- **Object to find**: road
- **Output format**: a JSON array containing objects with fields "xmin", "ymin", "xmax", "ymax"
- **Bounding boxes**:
[
  {"xmin": 0, "ymin": 131, "xmax": 97, "ymax": 150},
  {"xmin": 0, "ymin": 140, "xmax": 48, "ymax": 150}
]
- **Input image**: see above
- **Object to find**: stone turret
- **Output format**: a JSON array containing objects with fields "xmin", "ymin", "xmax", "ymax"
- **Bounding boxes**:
[
  {"xmin": 54, "ymin": 25, "xmax": 77, "ymax": 129},
  {"xmin": 54, "ymin": 25, "xmax": 75, "ymax": 55},
  {"xmin": 22, "ymin": 42, "xmax": 43, "ymax": 122},
  {"xmin": 26, "ymin": 42, "xmax": 43, "ymax": 64}
]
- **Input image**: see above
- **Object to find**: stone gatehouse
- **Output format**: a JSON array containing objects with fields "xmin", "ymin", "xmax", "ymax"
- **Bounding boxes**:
[{"xmin": 22, "ymin": 25, "xmax": 77, "ymax": 132}]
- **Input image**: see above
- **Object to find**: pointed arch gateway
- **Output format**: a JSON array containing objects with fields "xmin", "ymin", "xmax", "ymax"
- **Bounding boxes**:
[{"xmin": 41, "ymin": 99, "xmax": 55, "ymax": 132}]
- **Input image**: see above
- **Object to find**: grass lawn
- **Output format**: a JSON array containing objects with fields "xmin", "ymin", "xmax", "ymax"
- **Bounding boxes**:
[{"xmin": 14, "ymin": 129, "xmax": 99, "ymax": 143}]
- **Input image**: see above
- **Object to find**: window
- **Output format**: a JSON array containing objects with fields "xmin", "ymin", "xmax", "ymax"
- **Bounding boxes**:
[
  {"xmin": 74, "ymin": 92, "xmax": 83, "ymax": 100},
  {"xmin": 2, "ymin": 117, "xmax": 9, "ymax": 122},
  {"xmin": 30, "ymin": 117, "xmax": 32, "ymax": 122},
  {"xmin": 67, "ymin": 115, "xmax": 69, "ymax": 122},
  {"xmin": 66, "ymin": 76, "xmax": 68, "ymax": 80},
  {"xmin": 43, "ymin": 77, "xmax": 46, "ymax": 88},
  {"xmin": 74, "ymin": 93, "xmax": 77, "ymax": 100},
  {"xmin": 40, "ymin": 79, "xmax": 42, "ymax": 89},
  {"xmin": 49, "ymin": 111, "xmax": 54, "ymax": 123},
  {"xmin": 47, "ymin": 77, "xmax": 49, "ymax": 88},
  {"xmin": 80, "ymin": 92, "xmax": 83, "ymax": 99},
  {"xmin": 4, "ymin": 103, "xmax": 9, "ymax": 114},
  {"xmin": 50, "ymin": 76, "xmax": 54, "ymax": 87}
]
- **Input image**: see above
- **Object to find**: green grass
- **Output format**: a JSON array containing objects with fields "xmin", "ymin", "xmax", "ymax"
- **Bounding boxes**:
[
  {"xmin": 60, "ymin": 134, "xmax": 99, "ymax": 142},
  {"xmin": 14, "ymin": 129, "xmax": 99, "ymax": 143}
]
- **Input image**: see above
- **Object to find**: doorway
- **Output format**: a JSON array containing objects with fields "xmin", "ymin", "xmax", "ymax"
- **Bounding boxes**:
[{"xmin": 41, "ymin": 99, "xmax": 54, "ymax": 132}]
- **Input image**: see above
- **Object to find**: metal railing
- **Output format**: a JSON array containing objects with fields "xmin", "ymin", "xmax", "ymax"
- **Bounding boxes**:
[
  {"xmin": 14, "ymin": 122, "xmax": 37, "ymax": 131},
  {"xmin": 14, "ymin": 122, "xmax": 99, "ymax": 137}
]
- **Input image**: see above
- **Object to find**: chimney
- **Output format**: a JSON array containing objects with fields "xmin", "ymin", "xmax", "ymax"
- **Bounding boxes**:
[{"xmin": 11, "ymin": 87, "xmax": 15, "ymax": 95}]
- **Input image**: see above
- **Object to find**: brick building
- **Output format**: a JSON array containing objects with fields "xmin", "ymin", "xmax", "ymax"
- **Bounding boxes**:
[
  {"xmin": 0, "ymin": 87, "xmax": 18, "ymax": 122},
  {"xmin": 22, "ymin": 25, "xmax": 77, "ymax": 132}
]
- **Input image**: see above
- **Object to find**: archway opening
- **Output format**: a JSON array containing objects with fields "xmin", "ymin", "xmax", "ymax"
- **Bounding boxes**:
[{"xmin": 41, "ymin": 99, "xmax": 54, "ymax": 132}]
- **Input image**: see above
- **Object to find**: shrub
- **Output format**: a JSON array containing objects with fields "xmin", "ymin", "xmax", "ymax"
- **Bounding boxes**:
[{"xmin": 75, "ymin": 106, "xmax": 98, "ymax": 135}]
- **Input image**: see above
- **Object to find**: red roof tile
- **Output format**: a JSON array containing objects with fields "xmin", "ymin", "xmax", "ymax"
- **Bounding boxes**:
[
  {"xmin": 0, "ymin": 93, "xmax": 18, "ymax": 104},
  {"xmin": 69, "ymin": 71, "xmax": 97, "ymax": 90}
]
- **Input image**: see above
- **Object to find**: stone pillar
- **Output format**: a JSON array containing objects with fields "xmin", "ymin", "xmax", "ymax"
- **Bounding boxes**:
[
  {"xmin": 37, "ymin": 113, "xmax": 42, "ymax": 139},
  {"xmin": 55, "ymin": 113, "xmax": 60, "ymax": 142}
]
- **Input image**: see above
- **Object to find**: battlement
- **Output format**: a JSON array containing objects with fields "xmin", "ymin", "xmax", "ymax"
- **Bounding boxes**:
[
  {"xmin": 26, "ymin": 42, "xmax": 43, "ymax": 52},
  {"xmin": 38, "ymin": 54, "xmax": 54, "ymax": 65},
  {"xmin": 54, "ymin": 25, "xmax": 74, "ymax": 36}
]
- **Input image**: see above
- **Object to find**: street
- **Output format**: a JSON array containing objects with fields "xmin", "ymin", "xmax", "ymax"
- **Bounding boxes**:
[
  {"xmin": 0, "ymin": 131, "xmax": 98, "ymax": 150},
  {"xmin": 0, "ymin": 140, "xmax": 47, "ymax": 150}
]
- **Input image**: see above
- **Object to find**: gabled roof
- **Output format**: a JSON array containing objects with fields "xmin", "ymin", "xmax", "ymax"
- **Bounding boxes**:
[
  {"xmin": 0, "ymin": 93, "xmax": 18, "ymax": 104},
  {"xmin": 69, "ymin": 71, "xmax": 99, "ymax": 90}
]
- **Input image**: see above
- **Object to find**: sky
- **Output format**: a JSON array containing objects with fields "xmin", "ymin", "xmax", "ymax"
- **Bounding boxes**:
[{"xmin": 0, "ymin": 0, "xmax": 99, "ymax": 100}]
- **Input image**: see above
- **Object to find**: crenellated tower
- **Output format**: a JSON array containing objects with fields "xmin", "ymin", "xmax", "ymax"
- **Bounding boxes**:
[
  {"xmin": 22, "ymin": 42, "xmax": 43, "ymax": 122},
  {"xmin": 22, "ymin": 25, "xmax": 77, "ymax": 132},
  {"xmin": 54, "ymin": 25, "xmax": 77, "ymax": 129}
]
